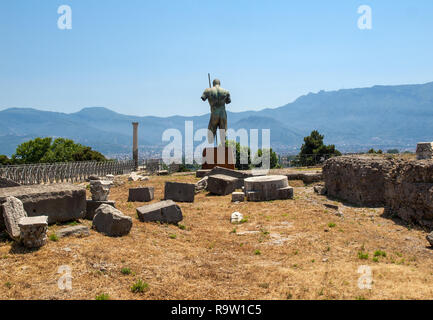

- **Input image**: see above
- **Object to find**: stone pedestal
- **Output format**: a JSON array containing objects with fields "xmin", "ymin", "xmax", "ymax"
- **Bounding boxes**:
[
  {"xmin": 18, "ymin": 216, "xmax": 48, "ymax": 248},
  {"xmin": 202, "ymin": 147, "xmax": 235, "ymax": 170}
]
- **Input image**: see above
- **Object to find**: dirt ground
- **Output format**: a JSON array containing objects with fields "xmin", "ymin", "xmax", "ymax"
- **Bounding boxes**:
[{"xmin": 1, "ymin": 169, "xmax": 433, "ymax": 300}]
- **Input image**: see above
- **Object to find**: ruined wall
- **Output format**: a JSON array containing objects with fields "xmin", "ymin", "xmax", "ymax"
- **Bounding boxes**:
[
  {"xmin": 324, "ymin": 156, "xmax": 433, "ymax": 229},
  {"xmin": 323, "ymin": 156, "xmax": 396, "ymax": 207},
  {"xmin": 384, "ymin": 160, "xmax": 433, "ymax": 228}
]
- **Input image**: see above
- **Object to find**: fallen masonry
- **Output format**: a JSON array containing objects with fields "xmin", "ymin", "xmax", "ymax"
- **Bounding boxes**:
[
  {"xmin": 85, "ymin": 200, "xmax": 116, "ymax": 220},
  {"xmin": 56, "ymin": 225, "xmax": 90, "ymax": 238},
  {"xmin": 416, "ymin": 142, "xmax": 433, "ymax": 160},
  {"xmin": 19, "ymin": 216, "xmax": 48, "ymax": 248},
  {"xmin": 164, "ymin": 182, "xmax": 195, "ymax": 203},
  {"xmin": 195, "ymin": 177, "xmax": 208, "ymax": 194},
  {"xmin": 0, "ymin": 184, "xmax": 86, "ymax": 224},
  {"xmin": 128, "ymin": 187, "xmax": 155, "ymax": 202},
  {"xmin": 207, "ymin": 174, "xmax": 238, "ymax": 196},
  {"xmin": 92, "ymin": 204, "xmax": 132, "ymax": 237},
  {"xmin": 1, "ymin": 196, "xmax": 27, "ymax": 240},
  {"xmin": 0, "ymin": 177, "xmax": 20, "ymax": 188},
  {"xmin": 90, "ymin": 180, "xmax": 113, "ymax": 201},
  {"xmin": 232, "ymin": 192, "xmax": 245, "ymax": 202},
  {"xmin": 244, "ymin": 175, "xmax": 293, "ymax": 201},
  {"xmin": 136, "ymin": 200, "xmax": 183, "ymax": 224}
]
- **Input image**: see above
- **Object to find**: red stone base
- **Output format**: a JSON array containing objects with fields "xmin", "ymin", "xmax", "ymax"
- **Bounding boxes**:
[{"xmin": 202, "ymin": 147, "xmax": 235, "ymax": 170}]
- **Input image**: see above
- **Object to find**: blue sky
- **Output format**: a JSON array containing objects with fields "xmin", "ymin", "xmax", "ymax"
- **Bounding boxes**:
[{"xmin": 0, "ymin": 0, "xmax": 432, "ymax": 117}]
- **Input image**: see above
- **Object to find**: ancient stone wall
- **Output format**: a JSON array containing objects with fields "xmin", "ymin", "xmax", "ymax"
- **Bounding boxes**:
[
  {"xmin": 323, "ymin": 156, "xmax": 395, "ymax": 207},
  {"xmin": 384, "ymin": 160, "xmax": 433, "ymax": 228}
]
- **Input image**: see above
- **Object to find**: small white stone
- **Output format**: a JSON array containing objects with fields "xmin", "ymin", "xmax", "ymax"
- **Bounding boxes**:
[{"xmin": 231, "ymin": 212, "xmax": 243, "ymax": 224}]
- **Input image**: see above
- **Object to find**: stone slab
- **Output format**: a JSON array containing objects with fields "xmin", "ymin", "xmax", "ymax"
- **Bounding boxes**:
[
  {"xmin": 128, "ymin": 187, "xmax": 154, "ymax": 202},
  {"xmin": 2, "ymin": 196, "xmax": 27, "ymax": 240},
  {"xmin": 136, "ymin": 200, "xmax": 183, "ymax": 224},
  {"xmin": 56, "ymin": 225, "xmax": 90, "ymax": 238},
  {"xmin": 0, "ymin": 184, "xmax": 86, "ymax": 224},
  {"xmin": 207, "ymin": 174, "xmax": 238, "ymax": 196},
  {"xmin": 196, "ymin": 169, "xmax": 211, "ymax": 178},
  {"xmin": 164, "ymin": 182, "xmax": 195, "ymax": 203}
]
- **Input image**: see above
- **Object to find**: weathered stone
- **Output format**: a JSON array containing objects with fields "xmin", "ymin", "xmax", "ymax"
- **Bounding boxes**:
[
  {"xmin": 56, "ymin": 225, "xmax": 90, "ymax": 238},
  {"xmin": 164, "ymin": 182, "xmax": 195, "ymax": 203},
  {"xmin": 128, "ymin": 187, "xmax": 154, "ymax": 202},
  {"xmin": 323, "ymin": 156, "xmax": 394, "ymax": 207},
  {"xmin": 0, "ymin": 184, "xmax": 86, "ymax": 224},
  {"xmin": 314, "ymin": 185, "xmax": 327, "ymax": 195},
  {"xmin": 92, "ymin": 204, "xmax": 132, "ymax": 237},
  {"xmin": 106, "ymin": 174, "xmax": 115, "ymax": 181},
  {"xmin": 324, "ymin": 203, "xmax": 339, "ymax": 210},
  {"xmin": 128, "ymin": 172, "xmax": 149, "ymax": 182},
  {"xmin": 207, "ymin": 174, "xmax": 237, "ymax": 196},
  {"xmin": 136, "ymin": 200, "xmax": 182, "ymax": 224},
  {"xmin": 0, "ymin": 177, "xmax": 20, "ymax": 188},
  {"xmin": 195, "ymin": 177, "xmax": 208, "ymax": 194},
  {"xmin": 384, "ymin": 160, "xmax": 433, "ymax": 228},
  {"xmin": 207, "ymin": 166, "xmax": 249, "ymax": 189},
  {"xmin": 426, "ymin": 232, "xmax": 433, "ymax": 246},
  {"xmin": 90, "ymin": 180, "xmax": 113, "ymax": 201},
  {"xmin": 244, "ymin": 175, "xmax": 291, "ymax": 201},
  {"xmin": 232, "ymin": 192, "xmax": 245, "ymax": 202},
  {"xmin": 231, "ymin": 212, "xmax": 243, "ymax": 223},
  {"xmin": 416, "ymin": 142, "xmax": 433, "ymax": 160},
  {"xmin": 157, "ymin": 170, "xmax": 169, "ymax": 176},
  {"xmin": 277, "ymin": 186, "xmax": 294, "ymax": 200},
  {"xmin": 196, "ymin": 169, "xmax": 211, "ymax": 178},
  {"xmin": 19, "ymin": 216, "xmax": 48, "ymax": 248},
  {"xmin": 85, "ymin": 200, "xmax": 116, "ymax": 220},
  {"xmin": 302, "ymin": 172, "xmax": 323, "ymax": 184},
  {"xmin": 2, "ymin": 196, "xmax": 27, "ymax": 240},
  {"xmin": 88, "ymin": 175, "xmax": 100, "ymax": 181}
]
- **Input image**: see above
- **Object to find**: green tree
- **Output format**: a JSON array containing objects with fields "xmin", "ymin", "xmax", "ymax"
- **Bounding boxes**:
[
  {"xmin": 253, "ymin": 148, "xmax": 280, "ymax": 169},
  {"xmin": 226, "ymin": 140, "xmax": 251, "ymax": 170},
  {"xmin": 0, "ymin": 155, "xmax": 12, "ymax": 165},
  {"xmin": 387, "ymin": 149, "xmax": 399, "ymax": 154},
  {"xmin": 298, "ymin": 130, "xmax": 341, "ymax": 166},
  {"xmin": 11, "ymin": 137, "xmax": 106, "ymax": 164}
]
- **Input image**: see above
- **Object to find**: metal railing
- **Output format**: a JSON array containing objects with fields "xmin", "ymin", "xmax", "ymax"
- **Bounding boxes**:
[{"xmin": 0, "ymin": 160, "xmax": 137, "ymax": 185}]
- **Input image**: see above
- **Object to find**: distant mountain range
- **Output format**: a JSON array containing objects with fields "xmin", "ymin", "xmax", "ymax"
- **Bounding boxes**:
[{"xmin": 1, "ymin": 81, "xmax": 433, "ymax": 157}]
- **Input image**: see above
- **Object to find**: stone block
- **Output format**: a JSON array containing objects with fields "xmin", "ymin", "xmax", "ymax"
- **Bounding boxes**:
[
  {"xmin": 0, "ymin": 184, "xmax": 86, "ymax": 224},
  {"xmin": 416, "ymin": 142, "xmax": 433, "ymax": 160},
  {"xmin": 128, "ymin": 187, "xmax": 154, "ymax": 202},
  {"xmin": 196, "ymin": 169, "xmax": 211, "ymax": 178},
  {"xmin": 56, "ymin": 225, "xmax": 90, "ymax": 238},
  {"xmin": 90, "ymin": 180, "xmax": 112, "ymax": 201},
  {"xmin": 2, "ymin": 196, "xmax": 27, "ymax": 240},
  {"xmin": 86, "ymin": 200, "xmax": 116, "ymax": 220},
  {"xmin": 207, "ymin": 174, "xmax": 237, "ymax": 196},
  {"xmin": 19, "ymin": 216, "xmax": 48, "ymax": 248},
  {"xmin": 277, "ymin": 187, "xmax": 294, "ymax": 200},
  {"xmin": 92, "ymin": 204, "xmax": 132, "ymax": 237},
  {"xmin": 136, "ymin": 200, "xmax": 183, "ymax": 224},
  {"xmin": 232, "ymin": 192, "xmax": 245, "ymax": 202},
  {"xmin": 164, "ymin": 182, "xmax": 195, "ymax": 203}
]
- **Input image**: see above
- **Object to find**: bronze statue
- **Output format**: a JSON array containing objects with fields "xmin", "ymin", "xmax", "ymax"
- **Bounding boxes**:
[{"xmin": 201, "ymin": 78, "xmax": 231, "ymax": 146}]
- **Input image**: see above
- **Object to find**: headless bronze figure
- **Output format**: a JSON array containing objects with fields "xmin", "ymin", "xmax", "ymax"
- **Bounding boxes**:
[{"xmin": 201, "ymin": 79, "xmax": 231, "ymax": 146}]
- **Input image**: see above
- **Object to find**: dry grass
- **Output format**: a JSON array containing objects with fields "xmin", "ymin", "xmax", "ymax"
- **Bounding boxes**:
[{"xmin": 1, "ymin": 170, "xmax": 433, "ymax": 300}]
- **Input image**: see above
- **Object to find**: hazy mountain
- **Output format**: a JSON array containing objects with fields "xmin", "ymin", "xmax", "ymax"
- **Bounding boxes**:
[{"xmin": 1, "ymin": 81, "xmax": 432, "ymax": 157}]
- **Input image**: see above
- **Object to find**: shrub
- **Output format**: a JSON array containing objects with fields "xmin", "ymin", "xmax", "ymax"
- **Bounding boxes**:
[{"xmin": 131, "ymin": 280, "xmax": 149, "ymax": 293}]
